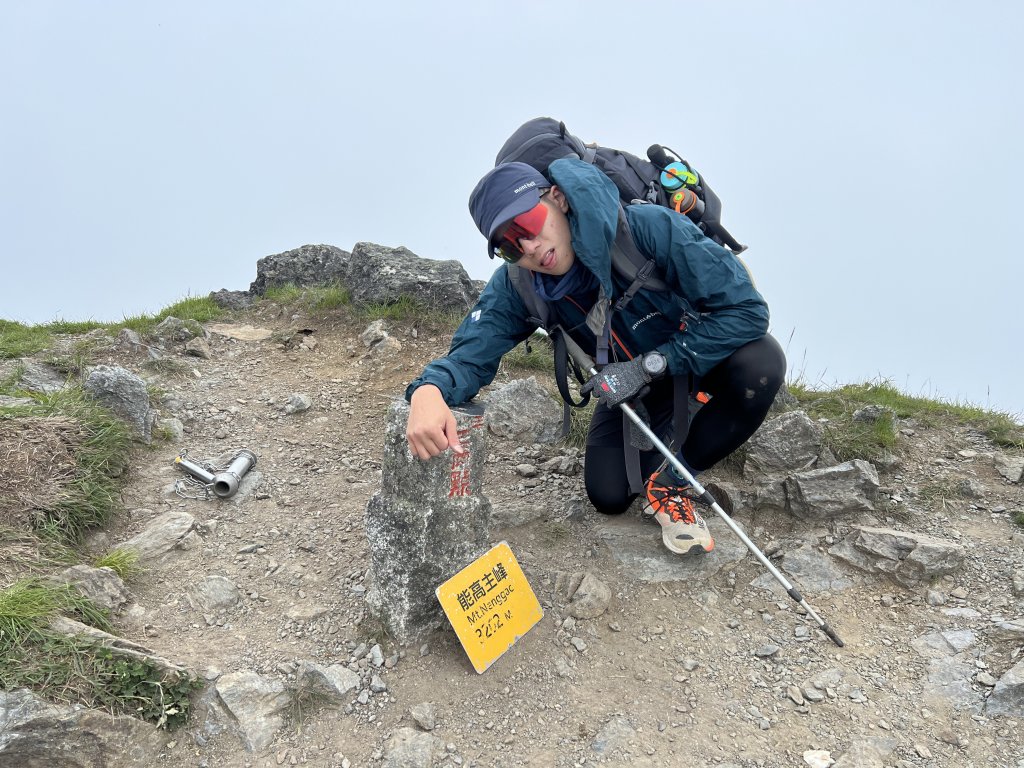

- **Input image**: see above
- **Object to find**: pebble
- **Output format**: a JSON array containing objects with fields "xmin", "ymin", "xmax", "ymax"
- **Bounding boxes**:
[
  {"xmin": 787, "ymin": 685, "xmax": 805, "ymax": 705},
  {"xmin": 410, "ymin": 702, "xmax": 436, "ymax": 731},
  {"xmin": 370, "ymin": 675, "xmax": 387, "ymax": 693},
  {"xmin": 926, "ymin": 590, "xmax": 947, "ymax": 606},
  {"xmin": 914, "ymin": 744, "xmax": 932, "ymax": 759},
  {"xmin": 754, "ymin": 644, "xmax": 781, "ymax": 658},
  {"xmin": 570, "ymin": 637, "xmax": 588, "ymax": 653}
]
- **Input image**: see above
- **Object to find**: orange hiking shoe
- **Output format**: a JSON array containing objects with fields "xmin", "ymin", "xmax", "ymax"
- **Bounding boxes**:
[{"xmin": 642, "ymin": 467, "xmax": 714, "ymax": 556}]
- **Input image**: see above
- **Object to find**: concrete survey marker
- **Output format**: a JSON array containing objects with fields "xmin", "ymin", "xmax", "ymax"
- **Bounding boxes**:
[{"xmin": 436, "ymin": 542, "xmax": 543, "ymax": 674}]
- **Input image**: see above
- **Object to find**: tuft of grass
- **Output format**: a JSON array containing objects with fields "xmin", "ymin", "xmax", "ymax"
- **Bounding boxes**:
[
  {"xmin": 263, "ymin": 283, "xmax": 308, "ymax": 304},
  {"xmin": 0, "ymin": 320, "xmax": 53, "ymax": 359},
  {"xmin": 0, "ymin": 578, "xmax": 111, "ymax": 641},
  {"xmin": 503, "ymin": 335, "xmax": 555, "ymax": 375},
  {"xmin": 358, "ymin": 295, "xmax": 427, "ymax": 322},
  {"xmin": 142, "ymin": 357, "xmax": 191, "ymax": 377},
  {"xmin": 789, "ymin": 380, "xmax": 1024, "ymax": 458},
  {"xmin": 93, "ymin": 549, "xmax": 142, "ymax": 580},
  {"xmin": 17, "ymin": 388, "xmax": 134, "ymax": 541},
  {"xmin": 0, "ymin": 579, "xmax": 197, "ymax": 728}
]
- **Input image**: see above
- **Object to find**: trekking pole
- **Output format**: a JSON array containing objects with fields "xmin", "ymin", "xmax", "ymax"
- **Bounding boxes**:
[{"xmin": 536, "ymin": 329, "xmax": 845, "ymax": 648}]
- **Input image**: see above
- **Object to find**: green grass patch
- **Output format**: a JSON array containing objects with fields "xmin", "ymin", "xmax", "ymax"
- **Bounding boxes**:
[
  {"xmin": 789, "ymin": 380, "xmax": 1024, "ymax": 458},
  {"xmin": 0, "ymin": 320, "xmax": 53, "ymax": 359},
  {"xmin": 0, "ymin": 578, "xmax": 111, "ymax": 641},
  {"xmin": 263, "ymin": 282, "xmax": 351, "ymax": 312},
  {"xmin": 357, "ymin": 294, "xmax": 428, "ymax": 322},
  {"xmin": 0, "ymin": 579, "xmax": 196, "ymax": 728},
  {"xmin": 9, "ymin": 388, "xmax": 134, "ymax": 541},
  {"xmin": 93, "ymin": 548, "xmax": 142, "ymax": 580},
  {"xmin": 503, "ymin": 335, "xmax": 556, "ymax": 375}
]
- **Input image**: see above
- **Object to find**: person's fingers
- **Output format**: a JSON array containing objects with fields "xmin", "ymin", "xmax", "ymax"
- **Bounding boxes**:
[{"xmin": 445, "ymin": 413, "xmax": 465, "ymax": 454}]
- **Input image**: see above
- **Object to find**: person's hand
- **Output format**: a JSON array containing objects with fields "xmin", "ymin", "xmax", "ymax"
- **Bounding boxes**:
[
  {"xmin": 406, "ymin": 385, "xmax": 465, "ymax": 460},
  {"xmin": 580, "ymin": 358, "xmax": 652, "ymax": 408}
]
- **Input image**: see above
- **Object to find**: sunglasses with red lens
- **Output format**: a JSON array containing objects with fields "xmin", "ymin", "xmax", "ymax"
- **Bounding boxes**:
[{"xmin": 490, "ymin": 194, "xmax": 549, "ymax": 264}]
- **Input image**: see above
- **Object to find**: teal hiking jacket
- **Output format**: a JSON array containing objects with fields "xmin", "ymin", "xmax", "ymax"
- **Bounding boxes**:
[{"xmin": 405, "ymin": 158, "xmax": 770, "ymax": 405}]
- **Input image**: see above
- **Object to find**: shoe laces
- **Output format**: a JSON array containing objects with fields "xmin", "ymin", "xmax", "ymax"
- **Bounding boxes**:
[{"xmin": 645, "ymin": 474, "xmax": 697, "ymax": 524}]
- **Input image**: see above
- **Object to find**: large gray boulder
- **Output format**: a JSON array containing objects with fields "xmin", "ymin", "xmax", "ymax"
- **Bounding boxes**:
[
  {"xmin": 249, "ymin": 243, "xmax": 352, "ymax": 295},
  {"xmin": 0, "ymin": 688, "xmax": 171, "ymax": 767},
  {"xmin": 744, "ymin": 410, "xmax": 823, "ymax": 478},
  {"xmin": 830, "ymin": 526, "xmax": 965, "ymax": 586},
  {"xmin": 83, "ymin": 365, "xmax": 156, "ymax": 443},
  {"xmin": 986, "ymin": 659, "xmax": 1024, "ymax": 717},
  {"xmin": 783, "ymin": 459, "xmax": 880, "ymax": 518},
  {"xmin": 345, "ymin": 242, "xmax": 480, "ymax": 310},
  {"xmin": 484, "ymin": 377, "xmax": 563, "ymax": 444},
  {"xmin": 212, "ymin": 671, "xmax": 292, "ymax": 752},
  {"xmin": 365, "ymin": 400, "xmax": 491, "ymax": 643}
]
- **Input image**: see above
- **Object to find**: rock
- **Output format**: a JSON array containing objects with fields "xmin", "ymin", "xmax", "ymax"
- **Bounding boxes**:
[
  {"xmin": 187, "ymin": 575, "xmax": 241, "ymax": 614},
  {"xmin": 591, "ymin": 716, "xmax": 636, "ymax": 755},
  {"xmin": 151, "ymin": 316, "xmax": 205, "ymax": 343},
  {"xmin": 803, "ymin": 749, "xmax": 834, "ymax": 767},
  {"xmin": 409, "ymin": 703, "xmax": 436, "ymax": 731},
  {"xmin": 213, "ymin": 671, "xmax": 292, "ymax": 752},
  {"xmin": 283, "ymin": 394, "xmax": 312, "ymax": 414},
  {"xmin": 0, "ymin": 688, "xmax": 172, "ymax": 766},
  {"xmin": 359, "ymin": 321, "xmax": 404, "ymax": 358},
  {"xmin": 830, "ymin": 526, "xmax": 965, "ymax": 586},
  {"xmin": 484, "ymin": 377, "xmax": 563, "ymax": 444},
  {"xmin": 296, "ymin": 661, "xmax": 361, "ymax": 702},
  {"xmin": 381, "ymin": 726, "xmax": 446, "ymax": 768},
  {"xmin": 745, "ymin": 410, "xmax": 824, "ymax": 477},
  {"xmin": 83, "ymin": 365, "xmax": 157, "ymax": 443},
  {"xmin": 994, "ymin": 453, "xmax": 1024, "ymax": 483},
  {"xmin": 208, "ymin": 288, "xmax": 254, "ymax": 310},
  {"xmin": 568, "ymin": 573, "xmax": 612, "ymax": 619},
  {"xmin": 120, "ymin": 511, "xmax": 196, "ymax": 561},
  {"xmin": 986, "ymin": 658, "xmax": 1024, "ymax": 717},
  {"xmin": 184, "ymin": 337, "xmax": 212, "ymax": 359},
  {"xmin": 832, "ymin": 740, "xmax": 886, "ymax": 768},
  {"xmin": 345, "ymin": 242, "xmax": 479, "ymax": 310},
  {"xmin": 360, "ymin": 320, "xmax": 390, "ymax": 348},
  {"xmin": 852, "ymin": 405, "xmax": 896, "ymax": 424},
  {"xmin": 784, "ymin": 460, "xmax": 880, "ymax": 519},
  {"xmin": 249, "ymin": 243, "xmax": 352, "ymax": 295},
  {"xmin": 365, "ymin": 401, "xmax": 491, "ymax": 643},
  {"xmin": 0, "ymin": 360, "xmax": 66, "ymax": 394},
  {"xmin": 55, "ymin": 565, "xmax": 130, "ymax": 613},
  {"xmin": 751, "ymin": 543, "xmax": 856, "ymax": 595},
  {"xmin": 158, "ymin": 417, "xmax": 184, "ymax": 441}
]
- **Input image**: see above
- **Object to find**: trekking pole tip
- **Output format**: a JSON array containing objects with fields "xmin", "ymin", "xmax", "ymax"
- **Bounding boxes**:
[{"xmin": 821, "ymin": 623, "xmax": 845, "ymax": 648}]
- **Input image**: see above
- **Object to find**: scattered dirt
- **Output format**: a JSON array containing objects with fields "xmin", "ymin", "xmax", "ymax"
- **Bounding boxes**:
[{"xmin": 58, "ymin": 303, "xmax": 1024, "ymax": 766}]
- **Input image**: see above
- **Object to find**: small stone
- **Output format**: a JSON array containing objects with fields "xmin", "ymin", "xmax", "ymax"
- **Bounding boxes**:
[
  {"xmin": 787, "ymin": 685, "xmax": 805, "ymax": 705},
  {"xmin": 754, "ymin": 644, "xmax": 781, "ymax": 658},
  {"xmin": 369, "ymin": 675, "xmax": 387, "ymax": 693},
  {"xmin": 976, "ymin": 672, "xmax": 998, "ymax": 687},
  {"xmin": 410, "ymin": 702, "xmax": 436, "ymax": 731},
  {"xmin": 950, "ymin": 587, "xmax": 969, "ymax": 599},
  {"xmin": 914, "ymin": 744, "xmax": 932, "ymax": 759},
  {"xmin": 926, "ymin": 590, "xmax": 947, "ymax": 606}
]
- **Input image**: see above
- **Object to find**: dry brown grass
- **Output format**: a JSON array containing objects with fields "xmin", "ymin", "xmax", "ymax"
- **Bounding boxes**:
[{"xmin": 0, "ymin": 416, "xmax": 84, "ymax": 529}]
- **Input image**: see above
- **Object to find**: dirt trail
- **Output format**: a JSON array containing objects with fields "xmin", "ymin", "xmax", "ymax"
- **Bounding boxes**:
[{"xmin": 96, "ymin": 304, "xmax": 1023, "ymax": 767}]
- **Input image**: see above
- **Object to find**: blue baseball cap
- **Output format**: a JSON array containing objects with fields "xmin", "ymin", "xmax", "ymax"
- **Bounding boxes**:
[{"xmin": 468, "ymin": 162, "xmax": 549, "ymax": 258}]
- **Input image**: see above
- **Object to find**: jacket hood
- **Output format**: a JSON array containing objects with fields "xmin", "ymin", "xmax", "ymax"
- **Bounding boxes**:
[{"xmin": 547, "ymin": 158, "xmax": 619, "ymax": 298}]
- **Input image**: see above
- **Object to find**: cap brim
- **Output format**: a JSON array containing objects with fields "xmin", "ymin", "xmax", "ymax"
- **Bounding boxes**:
[{"xmin": 485, "ymin": 189, "xmax": 543, "ymax": 258}]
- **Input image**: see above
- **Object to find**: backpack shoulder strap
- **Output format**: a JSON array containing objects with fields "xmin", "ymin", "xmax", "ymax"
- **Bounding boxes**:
[
  {"xmin": 610, "ymin": 205, "xmax": 669, "ymax": 312},
  {"xmin": 507, "ymin": 264, "xmax": 549, "ymax": 327}
]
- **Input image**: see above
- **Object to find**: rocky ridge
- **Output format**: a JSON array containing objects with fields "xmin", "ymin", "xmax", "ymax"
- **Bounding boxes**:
[{"xmin": 1, "ymin": 243, "xmax": 1023, "ymax": 768}]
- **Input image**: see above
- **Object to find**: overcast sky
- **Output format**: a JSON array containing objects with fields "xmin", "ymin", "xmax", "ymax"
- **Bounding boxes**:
[{"xmin": 2, "ymin": 2, "xmax": 1021, "ymax": 419}]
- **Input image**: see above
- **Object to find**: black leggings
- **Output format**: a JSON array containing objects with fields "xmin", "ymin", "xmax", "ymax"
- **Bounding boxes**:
[{"xmin": 584, "ymin": 334, "xmax": 785, "ymax": 514}]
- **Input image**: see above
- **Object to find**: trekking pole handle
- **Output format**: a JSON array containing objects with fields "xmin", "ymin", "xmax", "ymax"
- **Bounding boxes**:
[{"xmin": 531, "ymin": 328, "xmax": 845, "ymax": 648}]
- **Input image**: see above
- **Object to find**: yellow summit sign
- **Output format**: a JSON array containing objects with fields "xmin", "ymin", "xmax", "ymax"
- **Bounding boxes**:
[{"xmin": 436, "ymin": 541, "xmax": 543, "ymax": 674}]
